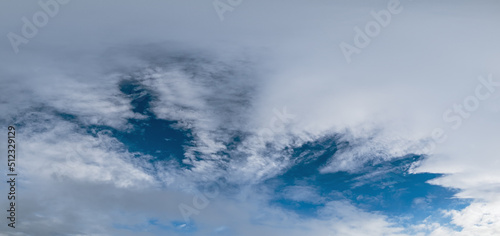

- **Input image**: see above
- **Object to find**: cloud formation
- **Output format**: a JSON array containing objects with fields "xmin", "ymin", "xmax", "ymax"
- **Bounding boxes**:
[{"xmin": 1, "ymin": 0, "xmax": 499, "ymax": 235}]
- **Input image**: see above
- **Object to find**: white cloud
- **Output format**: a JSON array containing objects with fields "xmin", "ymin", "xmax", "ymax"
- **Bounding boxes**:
[
  {"xmin": 14, "ymin": 111, "xmax": 155, "ymax": 188},
  {"xmin": 1, "ymin": 0, "xmax": 500, "ymax": 235},
  {"xmin": 281, "ymin": 185, "xmax": 324, "ymax": 204}
]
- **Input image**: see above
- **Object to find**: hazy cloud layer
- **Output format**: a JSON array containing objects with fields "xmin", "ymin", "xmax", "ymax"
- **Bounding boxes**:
[{"xmin": 1, "ymin": 0, "xmax": 499, "ymax": 235}]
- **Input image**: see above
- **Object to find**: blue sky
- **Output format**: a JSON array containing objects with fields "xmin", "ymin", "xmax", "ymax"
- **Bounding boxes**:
[{"xmin": 1, "ymin": 0, "xmax": 500, "ymax": 235}]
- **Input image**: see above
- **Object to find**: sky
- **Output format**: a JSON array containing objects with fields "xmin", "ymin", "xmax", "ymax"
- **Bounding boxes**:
[{"xmin": 0, "ymin": 0, "xmax": 500, "ymax": 235}]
